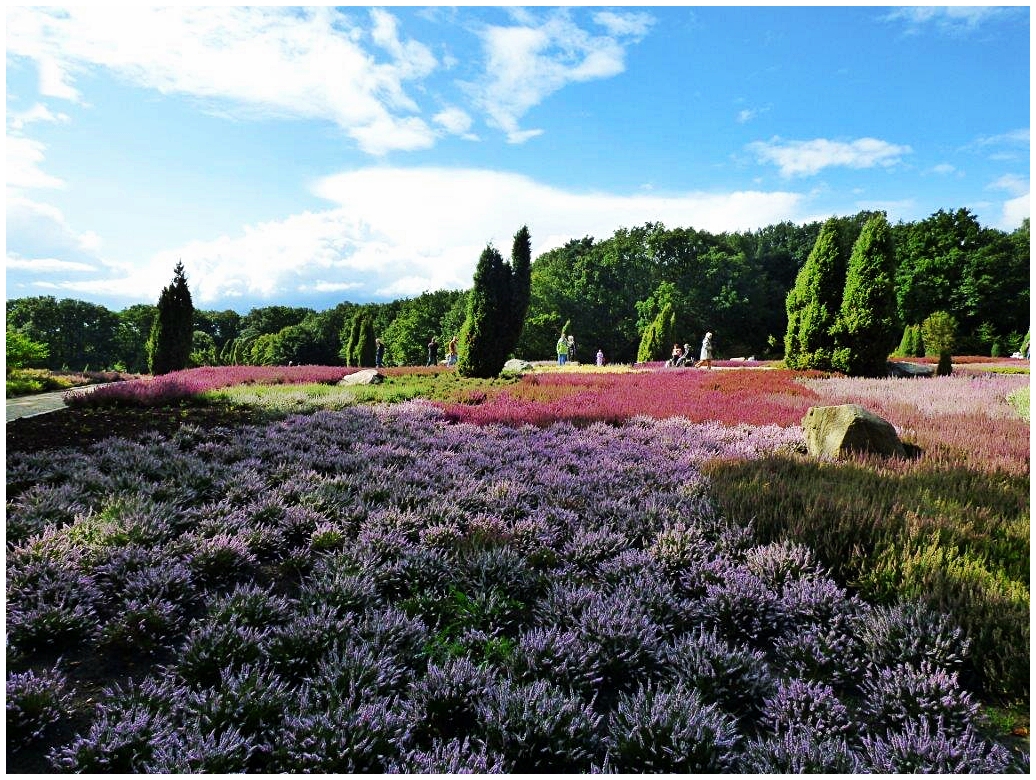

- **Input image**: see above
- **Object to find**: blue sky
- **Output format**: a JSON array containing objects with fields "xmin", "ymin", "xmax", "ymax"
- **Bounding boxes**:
[{"xmin": 6, "ymin": 5, "xmax": 1030, "ymax": 313}]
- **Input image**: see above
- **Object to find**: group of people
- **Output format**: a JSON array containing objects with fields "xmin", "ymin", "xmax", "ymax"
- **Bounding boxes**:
[
  {"xmin": 666, "ymin": 332, "xmax": 713, "ymax": 369},
  {"xmin": 374, "ymin": 329, "xmax": 713, "ymax": 370},
  {"xmin": 372, "ymin": 335, "xmax": 459, "ymax": 369}
]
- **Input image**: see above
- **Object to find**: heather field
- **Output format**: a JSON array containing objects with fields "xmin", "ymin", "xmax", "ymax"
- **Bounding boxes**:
[{"xmin": 6, "ymin": 363, "xmax": 1030, "ymax": 772}]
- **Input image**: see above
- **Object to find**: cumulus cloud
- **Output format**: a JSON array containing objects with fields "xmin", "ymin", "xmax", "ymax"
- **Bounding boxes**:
[
  {"xmin": 986, "ymin": 174, "xmax": 1030, "ymax": 230},
  {"xmin": 6, "ymin": 256, "xmax": 97, "ymax": 273},
  {"xmin": 26, "ymin": 167, "xmax": 806, "ymax": 306},
  {"xmin": 432, "ymin": 106, "xmax": 478, "ymax": 139},
  {"xmin": 473, "ymin": 9, "xmax": 653, "ymax": 143},
  {"xmin": 748, "ymin": 136, "xmax": 912, "ymax": 177},
  {"xmin": 7, "ymin": 136, "xmax": 66, "ymax": 191},
  {"xmin": 5, "ymin": 6, "xmax": 438, "ymax": 155},
  {"xmin": 7, "ymin": 102, "xmax": 70, "ymax": 131}
]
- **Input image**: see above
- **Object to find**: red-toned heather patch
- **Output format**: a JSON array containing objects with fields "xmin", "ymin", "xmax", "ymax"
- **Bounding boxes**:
[
  {"xmin": 65, "ymin": 365, "xmax": 358, "ymax": 408},
  {"xmin": 438, "ymin": 369, "xmax": 821, "ymax": 428}
]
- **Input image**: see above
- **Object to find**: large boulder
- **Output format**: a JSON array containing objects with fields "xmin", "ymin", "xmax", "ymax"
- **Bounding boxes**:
[
  {"xmin": 887, "ymin": 360, "xmax": 935, "ymax": 378},
  {"xmin": 503, "ymin": 359, "xmax": 535, "ymax": 373},
  {"xmin": 802, "ymin": 404, "xmax": 906, "ymax": 460},
  {"xmin": 338, "ymin": 369, "xmax": 385, "ymax": 386}
]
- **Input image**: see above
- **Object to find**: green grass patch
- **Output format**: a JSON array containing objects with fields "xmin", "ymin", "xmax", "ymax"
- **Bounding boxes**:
[
  {"xmin": 703, "ymin": 454, "xmax": 1030, "ymax": 702},
  {"xmin": 1007, "ymin": 385, "xmax": 1029, "ymax": 420},
  {"xmin": 203, "ymin": 371, "xmax": 521, "ymax": 415}
]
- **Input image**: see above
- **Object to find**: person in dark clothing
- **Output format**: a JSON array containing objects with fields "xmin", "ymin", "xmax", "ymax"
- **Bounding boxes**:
[
  {"xmin": 426, "ymin": 336, "xmax": 439, "ymax": 366},
  {"xmin": 375, "ymin": 338, "xmax": 385, "ymax": 368}
]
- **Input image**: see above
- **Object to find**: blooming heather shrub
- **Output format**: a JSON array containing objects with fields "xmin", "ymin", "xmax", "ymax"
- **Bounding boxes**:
[
  {"xmin": 145, "ymin": 726, "xmax": 252, "ymax": 773},
  {"xmin": 180, "ymin": 663, "xmax": 294, "ymax": 771},
  {"xmin": 605, "ymin": 681, "xmax": 740, "ymax": 772},
  {"xmin": 760, "ymin": 678, "xmax": 853, "ymax": 742},
  {"xmin": 403, "ymin": 657, "xmax": 494, "ymax": 747},
  {"xmin": 744, "ymin": 540, "xmax": 825, "ymax": 587},
  {"xmin": 479, "ymin": 678, "xmax": 604, "ymax": 772},
  {"xmin": 663, "ymin": 627, "xmax": 775, "ymax": 721},
  {"xmin": 49, "ymin": 704, "xmax": 176, "ymax": 772},
  {"xmin": 402, "ymin": 737, "xmax": 508, "ymax": 773},
  {"xmin": 857, "ymin": 719, "xmax": 1019, "ymax": 773},
  {"xmin": 6, "ymin": 560, "xmax": 101, "ymax": 655},
  {"xmin": 772, "ymin": 610, "xmax": 867, "ymax": 689},
  {"xmin": 307, "ymin": 638, "xmax": 409, "ymax": 708},
  {"xmin": 6, "ymin": 483, "xmax": 89, "ymax": 545},
  {"xmin": 739, "ymin": 732, "xmax": 859, "ymax": 773},
  {"xmin": 699, "ymin": 568, "xmax": 783, "ymax": 648},
  {"xmin": 175, "ymin": 621, "xmax": 270, "ymax": 689},
  {"xmin": 858, "ymin": 600, "xmax": 971, "ymax": 673},
  {"xmin": 266, "ymin": 605, "xmax": 356, "ymax": 682},
  {"xmin": 185, "ymin": 532, "xmax": 258, "ymax": 586},
  {"xmin": 97, "ymin": 596, "xmax": 184, "ymax": 653},
  {"xmin": 510, "ymin": 626, "xmax": 587, "ymax": 688},
  {"xmin": 859, "ymin": 662, "xmax": 980, "ymax": 738},
  {"xmin": 7, "ymin": 666, "xmax": 73, "ymax": 749},
  {"xmin": 275, "ymin": 695, "xmax": 410, "ymax": 773},
  {"xmin": 205, "ymin": 584, "xmax": 293, "ymax": 629}
]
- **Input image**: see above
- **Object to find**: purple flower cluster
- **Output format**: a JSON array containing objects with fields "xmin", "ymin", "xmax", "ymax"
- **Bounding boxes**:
[{"xmin": 6, "ymin": 402, "xmax": 1024, "ymax": 772}]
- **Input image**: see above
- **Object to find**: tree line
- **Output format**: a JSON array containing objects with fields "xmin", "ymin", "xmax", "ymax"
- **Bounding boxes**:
[{"xmin": 6, "ymin": 208, "xmax": 1029, "ymax": 375}]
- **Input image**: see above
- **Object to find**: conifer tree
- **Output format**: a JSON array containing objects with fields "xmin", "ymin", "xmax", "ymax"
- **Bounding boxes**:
[
  {"xmin": 147, "ymin": 261, "xmax": 194, "ymax": 375},
  {"xmin": 637, "ymin": 302, "xmax": 675, "ymax": 363},
  {"xmin": 831, "ymin": 213, "xmax": 900, "ymax": 377},
  {"xmin": 458, "ymin": 226, "xmax": 533, "ymax": 378},
  {"xmin": 784, "ymin": 219, "xmax": 844, "ymax": 370},
  {"xmin": 340, "ymin": 311, "xmax": 364, "ymax": 366},
  {"xmin": 355, "ymin": 313, "xmax": 377, "ymax": 367}
]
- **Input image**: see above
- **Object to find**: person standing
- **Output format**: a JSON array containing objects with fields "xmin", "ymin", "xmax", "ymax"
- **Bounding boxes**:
[
  {"xmin": 556, "ymin": 334, "xmax": 569, "ymax": 365},
  {"xmin": 700, "ymin": 331, "xmax": 714, "ymax": 370},
  {"xmin": 426, "ymin": 336, "xmax": 439, "ymax": 366},
  {"xmin": 447, "ymin": 335, "xmax": 458, "ymax": 366},
  {"xmin": 375, "ymin": 338, "xmax": 385, "ymax": 368},
  {"xmin": 567, "ymin": 334, "xmax": 576, "ymax": 364},
  {"xmin": 596, "ymin": 348, "xmax": 604, "ymax": 367}
]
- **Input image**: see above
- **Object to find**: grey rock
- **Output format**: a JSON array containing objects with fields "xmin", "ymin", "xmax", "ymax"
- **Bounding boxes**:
[
  {"xmin": 887, "ymin": 360, "xmax": 935, "ymax": 378},
  {"xmin": 802, "ymin": 403, "xmax": 906, "ymax": 460},
  {"xmin": 503, "ymin": 359, "xmax": 535, "ymax": 373},
  {"xmin": 338, "ymin": 369, "xmax": 385, "ymax": 386}
]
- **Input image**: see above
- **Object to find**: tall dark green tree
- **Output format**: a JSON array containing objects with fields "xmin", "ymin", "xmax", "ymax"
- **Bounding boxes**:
[
  {"xmin": 458, "ymin": 226, "xmax": 533, "ymax": 378},
  {"xmin": 147, "ymin": 262, "xmax": 194, "ymax": 375},
  {"xmin": 784, "ymin": 218, "xmax": 845, "ymax": 370},
  {"xmin": 831, "ymin": 213, "xmax": 900, "ymax": 377}
]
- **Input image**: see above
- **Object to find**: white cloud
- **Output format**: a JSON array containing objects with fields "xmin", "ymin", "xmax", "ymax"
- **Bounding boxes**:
[
  {"xmin": 748, "ymin": 136, "xmax": 912, "ymax": 177},
  {"xmin": 999, "ymin": 194, "xmax": 1029, "ymax": 230},
  {"xmin": 432, "ymin": 106, "xmax": 478, "ymax": 139},
  {"xmin": 33, "ymin": 167, "xmax": 807, "ymax": 306},
  {"xmin": 6, "ymin": 255, "xmax": 97, "ymax": 273},
  {"xmin": 930, "ymin": 163, "xmax": 956, "ymax": 175},
  {"xmin": 882, "ymin": 6, "xmax": 1020, "ymax": 36},
  {"xmin": 5, "ymin": 6, "xmax": 438, "ymax": 155},
  {"xmin": 592, "ymin": 11, "xmax": 654, "ymax": 38},
  {"xmin": 6, "ymin": 136, "xmax": 66, "ymax": 191},
  {"xmin": 474, "ymin": 10, "xmax": 652, "ymax": 143},
  {"xmin": 988, "ymin": 173, "xmax": 1029, "ymax": 197},
  {"xmin": 8, "ymin": 102, "xmax": 70, "ymax": 131}
]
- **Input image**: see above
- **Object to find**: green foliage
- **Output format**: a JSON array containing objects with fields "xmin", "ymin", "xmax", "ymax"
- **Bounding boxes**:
[
  {"xmin": 784, "ymin": 219, "xmax": 845, "ymax": 370},
  {"xmin": 6, "ymin": 328, "xmax": 50, "ymax": 370},
  {"xmin": 147, "ymin": 262, "xmax": 195, "ymax": 375},
  {"xmin": 188, "ymin": 331, "xmax": 217, "ymax": 367},
  {"xmin": 458, "ymin": 226, "xmax": 533, "ymax": 378},
  {"xmin": 921, "ymin": 311, "xmax": 956, "ymax": 356},
  {"xmin": 894, "ymin": 325, "xmax": 912, "ymax": 357},
  {"xmin": 831, "ymin": 213, "xmax": 900, "ymax": 377},
  {"xmin": 1007, "ymin": 386, "xmax": 1028, "ymax": 421},
  {"xmin": 637, "ymin": 301, "xmax": 675, "ymax": 363},
  {"xmin": 341, "ymin": 311, "xmax": 364, "ymax": 366},
  {"xmin": 704, "ymin": 455, "xmax": 1030, "ymax": 700},
  {"xmin": 355, "ymin": 314, "xmax": 377, "ymax": 367},
  {"xmin": 381, "ymin": 290, "xmax": 467, "ymax": 366}
]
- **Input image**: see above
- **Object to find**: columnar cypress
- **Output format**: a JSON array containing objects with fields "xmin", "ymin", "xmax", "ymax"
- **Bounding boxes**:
[
  {"xmin": 457, "ymin": 226, "xmax": 533, "ymax": 378},
  {"xmin": 147, "ymin": 262, "xmax": 194, "ymax": 375},
  {"xmin": 340, "ymin": 312, "xmax": 364, "ymax": 366},
  {"xmin": 356, "ymin": 313, "xmax": 377, "ymax": 367},
  {"xmin": 832, "ymin": 213, "xmax": 900, "ymax": 377},
  {"xmin": 784, "ymin": 219, "xmax": 844, "ymax": 370},
  {"xmin": 637, "ymin": 302, "xmax": 675, "ymax": 363}
]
